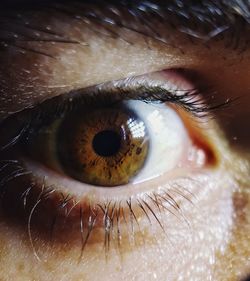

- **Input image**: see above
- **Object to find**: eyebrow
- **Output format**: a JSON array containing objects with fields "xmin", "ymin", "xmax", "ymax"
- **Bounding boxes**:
[
  {"xmin": 0, "ymin": 0, "xmax": 249, "ymax": 48},
  {"xmin": 1, "ymin": 0, "xmax": 250, "ymax": 25}
]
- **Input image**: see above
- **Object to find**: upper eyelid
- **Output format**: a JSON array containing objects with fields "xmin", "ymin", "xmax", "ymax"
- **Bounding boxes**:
[
  {"xmin": 0, "ymin": 70, "xmax": 231, "ymax": 158},
  {"xmin": 0, "ymin": 68, "xmax": 234, "ymax": 139},
  {"xmin": 0, "ymin": 72, "xmax": 219, "ymax": 124},
  {"xmin": 0, "ymin": 75, "xmax": 194, "ymax": 138}
]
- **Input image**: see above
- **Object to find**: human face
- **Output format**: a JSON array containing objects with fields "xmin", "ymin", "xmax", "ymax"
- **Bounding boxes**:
[{"xmin": 0, "ymin": 1, "xmax": 250, "ymax": 280}]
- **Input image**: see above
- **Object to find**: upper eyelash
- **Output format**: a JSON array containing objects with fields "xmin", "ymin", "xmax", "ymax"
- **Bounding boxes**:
[{"xmin": 0, "ymin": 78, "xmax": 231, "ymax": 154}]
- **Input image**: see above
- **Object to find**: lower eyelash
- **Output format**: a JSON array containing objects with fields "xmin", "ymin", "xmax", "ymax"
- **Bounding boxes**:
[{"xmin": 0, "ymin": 158, "xmax": 196, "ymax": 261}]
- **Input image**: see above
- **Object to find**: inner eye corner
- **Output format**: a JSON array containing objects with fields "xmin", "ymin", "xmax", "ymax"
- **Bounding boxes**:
[
  {"xmin": 194, "ymin": 134, "xmax": 219, "ymax": 168},
  {"xmin": 190, "ymin": 123, "xmax": 220, "ymax": 169},
  {"xmin": 173, "ymin": 105, "xmax": 219, "ymax": 169}
]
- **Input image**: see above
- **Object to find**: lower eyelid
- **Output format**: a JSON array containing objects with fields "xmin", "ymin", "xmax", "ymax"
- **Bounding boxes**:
[
  {"xmin": 0, "ymin": 115, "xmax": 234, "ymax": 265},
  {"xmin": 0, "ymin": 159, "xmax": 235, "ymax": 266},
  {"xmin": 0, "ymin": 140, "xmax": 218, "ymax": 254},
  {"xmin": 0, "ymin": 152, "xmax": 214, "ymax": 255}
]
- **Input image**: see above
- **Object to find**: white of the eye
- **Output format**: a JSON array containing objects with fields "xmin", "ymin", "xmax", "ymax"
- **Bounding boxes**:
[{"xmin": 125, "ymin": 100, "xmax": 190, "ymax": 184}]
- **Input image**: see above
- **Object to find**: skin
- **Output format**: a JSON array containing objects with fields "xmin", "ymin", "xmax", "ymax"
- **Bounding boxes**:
[{"xmin": 0, "ymin": 1, "xmax": 250, "ymax": 281}]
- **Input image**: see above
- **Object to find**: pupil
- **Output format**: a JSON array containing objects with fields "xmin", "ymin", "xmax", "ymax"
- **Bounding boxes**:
[{"xmin": 92, "ymin": 130, "xmax": 121, "ymax": 157}]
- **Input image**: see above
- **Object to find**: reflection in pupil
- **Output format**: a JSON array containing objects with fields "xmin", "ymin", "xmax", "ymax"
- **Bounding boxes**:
[{"xmin": 92, "ymin": 130, "xmax": 121, "ymax": 157}]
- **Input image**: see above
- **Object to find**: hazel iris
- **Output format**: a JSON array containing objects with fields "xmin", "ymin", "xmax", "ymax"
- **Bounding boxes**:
[{"xmin": 55, "ymin": 105, "xmax": 149, "ymax": 186}]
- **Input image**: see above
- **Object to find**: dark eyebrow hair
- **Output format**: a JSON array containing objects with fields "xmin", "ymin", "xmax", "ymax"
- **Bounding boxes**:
[
  {"xmin": 0, "ymin": 0, "xmax": 248, "ymax": 45},
  {"xmin": 1, "ymin": 0, "xmax": 250, "ymax": 22}
]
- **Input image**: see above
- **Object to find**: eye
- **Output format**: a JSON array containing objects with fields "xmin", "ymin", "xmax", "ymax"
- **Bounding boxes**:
[
  {"xmin": 0, "ymin": 1, "xmax": 249, "ymax": 279},
  {"xmin": 0, "ymin": 68, "xmax": 223, "ymax": 258},
  {"xmin": 25, "ymin": 98, "xmax": 189, "ymax": 187},
  {"xmin": 2, "ymin": 69, "xmax": 215, "ymax": 194}
]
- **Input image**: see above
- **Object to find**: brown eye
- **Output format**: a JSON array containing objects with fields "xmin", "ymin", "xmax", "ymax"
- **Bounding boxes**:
[
  {"xmin": 15, "ymin": 66, "xmax": 214, "ymax": 193},
  {"xmin": 25, "ymin": 102, "xmax": 150, "ymax": 187},
  {"xmin": 56, "ymin": 105, "xmax": 149, "ymax": 186},
  {"xmin": 23, "ymin": 96, "xmax": 196, "ymax": 188}
]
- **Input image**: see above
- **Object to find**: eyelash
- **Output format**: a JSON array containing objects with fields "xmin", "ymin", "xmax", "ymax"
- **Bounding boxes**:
[
  {"xmin": 0, "ymin": 80, "xmax": 229, "ymax": 151},
  {"xmin": 0, "ymin": 159, "xmax": 196, "ymax": 261},
  {"xmin": 22, "ymin": 178, "xmax": 196, "ymax": 261}
]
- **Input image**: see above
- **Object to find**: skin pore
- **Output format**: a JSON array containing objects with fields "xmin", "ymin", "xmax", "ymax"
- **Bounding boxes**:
[{"xmin": 0, "ymin": 1, "xmax": 250, "ymax": 280}]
